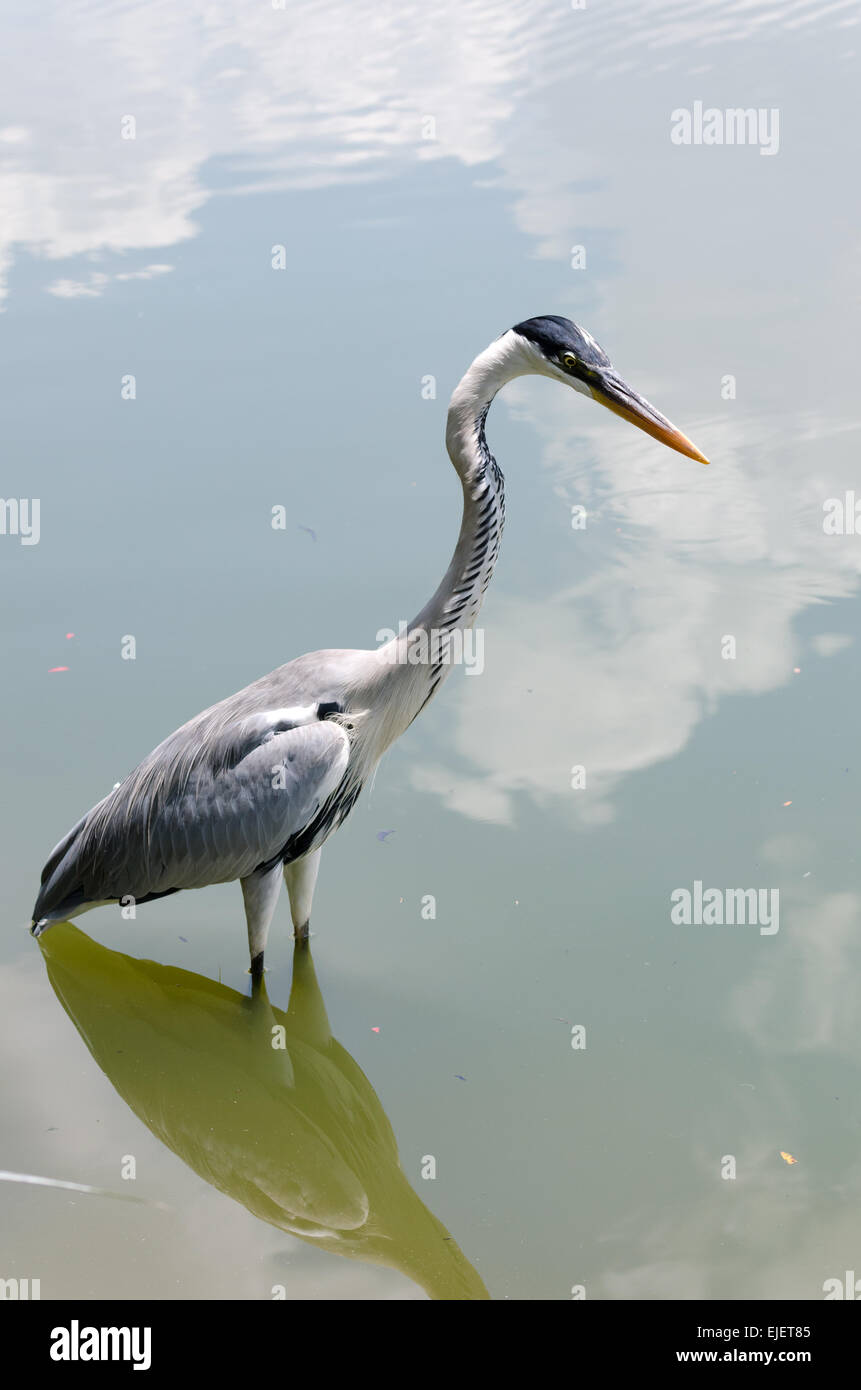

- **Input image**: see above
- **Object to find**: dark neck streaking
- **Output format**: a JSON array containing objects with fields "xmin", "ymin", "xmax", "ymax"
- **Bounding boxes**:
[
  {"xmin": 409, "ymin": 334, "xmax": 525, "ymax": 645},
  {"xmin": 363, "ymin": 331, "xmax": 533, "ymax": 737}
]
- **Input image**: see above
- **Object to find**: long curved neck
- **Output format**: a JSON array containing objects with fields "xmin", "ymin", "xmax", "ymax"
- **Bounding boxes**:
[
  {"xmin": 359, "ymin": 331, "xmax": 535, "ymax": 751},
  {"xmin": 410, "ymin": 331, "xmax": 529, "ymax": 640}
]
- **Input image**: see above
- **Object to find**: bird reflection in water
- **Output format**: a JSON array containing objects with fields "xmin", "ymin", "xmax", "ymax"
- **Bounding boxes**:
[{"xmin": 38, "ymin": 925, "xmax": 489, "ymax": 1301}]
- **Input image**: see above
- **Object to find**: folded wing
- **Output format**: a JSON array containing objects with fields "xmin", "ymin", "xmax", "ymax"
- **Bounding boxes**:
[{"xmin": 33, "ymin": 715, "xmax": 350, "ymax": 924}]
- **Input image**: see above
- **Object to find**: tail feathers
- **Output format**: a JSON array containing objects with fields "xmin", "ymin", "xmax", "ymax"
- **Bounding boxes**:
[
  {"xmin": 39, "ymin": 814, "xmax": 89, "ymax": 887},
  {"xmin": 32, "ymin": 815, "xmax": 92, "ymax": 931}
]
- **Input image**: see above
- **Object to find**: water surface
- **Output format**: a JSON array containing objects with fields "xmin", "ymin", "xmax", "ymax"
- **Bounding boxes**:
[{"xmin": 1, "ymin": 0, "xmax": 860, "ymax": 1299}]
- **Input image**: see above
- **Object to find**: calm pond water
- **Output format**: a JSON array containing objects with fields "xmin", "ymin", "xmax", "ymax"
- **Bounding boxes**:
[{"xmin": 2, "ymin": 0, "xmax": 860, "ymax": 1300}]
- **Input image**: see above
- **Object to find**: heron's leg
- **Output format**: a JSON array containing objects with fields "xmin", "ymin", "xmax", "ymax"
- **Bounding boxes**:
[
  {"xmin": 283, "ymin": 847, "xmax": 322, "ymax": 946},
  {"xmin": 240, "ymin": 862, "xmax": 283, "ymax": 979}
]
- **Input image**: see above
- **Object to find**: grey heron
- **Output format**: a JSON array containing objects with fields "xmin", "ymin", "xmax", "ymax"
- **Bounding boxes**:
[{"xmin": 32, "ymin": 315, "xmax": 708, "ymax": 977}]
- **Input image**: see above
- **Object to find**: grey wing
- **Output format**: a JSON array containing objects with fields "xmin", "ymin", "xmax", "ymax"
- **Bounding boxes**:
[{"xmin": 34, "ymin": 717, "xmax": 350, "ymax": 921}]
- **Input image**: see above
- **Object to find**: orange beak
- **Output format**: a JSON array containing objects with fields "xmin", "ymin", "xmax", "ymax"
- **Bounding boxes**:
[{"xmin": 588, "ymin": 370, "xmax": 709, "ymax": 464}]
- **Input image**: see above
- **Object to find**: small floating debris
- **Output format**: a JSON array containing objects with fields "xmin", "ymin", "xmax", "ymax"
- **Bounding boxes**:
[{"xmin": 779, "ymin": 1151, "xmax": 798, "ymax": 1165}]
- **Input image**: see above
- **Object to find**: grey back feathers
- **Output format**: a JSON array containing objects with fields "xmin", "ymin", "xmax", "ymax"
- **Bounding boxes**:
[{"xmin": 33, "ymin": 655, "xmax": 361, "ymax": 926}]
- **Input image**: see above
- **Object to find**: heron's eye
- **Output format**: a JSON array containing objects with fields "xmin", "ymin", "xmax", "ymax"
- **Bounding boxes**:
[{"xmin": 561, "ymin": 353, "xmax": 577, "ymax": 370}]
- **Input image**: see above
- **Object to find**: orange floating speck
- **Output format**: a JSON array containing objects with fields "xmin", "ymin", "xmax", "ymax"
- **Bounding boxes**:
[
  {"xmin": 371, "ymin": 1026, "xmax": 380, "ymax": 1033},
  {"xmin": 65, "ymin": 633, "xmax": 74, "ymax": 639},
  {"xmin": 48, "ymin": 666, "xmax": 69, "ymax": 673},
  {"xmin": 783, "ymin": 801, "xmax": 792, "ymax": 807},
  {"xmin": 780, "ymin": 1151, "xmax": 798, "ymax": 1165}
]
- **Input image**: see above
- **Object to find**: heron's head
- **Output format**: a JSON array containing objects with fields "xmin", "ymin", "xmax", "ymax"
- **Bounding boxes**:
[{"xmin": 510, "ymin": 314, "xmax": 709, "ymax": 464}]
